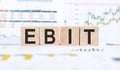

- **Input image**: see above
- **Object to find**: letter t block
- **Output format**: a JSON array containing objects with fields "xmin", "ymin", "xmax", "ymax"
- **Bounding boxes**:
[{"xmin": 80, "ymin": 27, "xmax": 99, "ymax": 46}]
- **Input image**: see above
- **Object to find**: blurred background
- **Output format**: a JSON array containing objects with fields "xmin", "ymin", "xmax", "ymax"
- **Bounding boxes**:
[{"xmin": 0, "ymin": 0, "xmax": 120, "ymax": 70}]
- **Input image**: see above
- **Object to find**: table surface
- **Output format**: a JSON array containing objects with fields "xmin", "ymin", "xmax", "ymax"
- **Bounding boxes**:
[{"xmin": 0, "ymin": 45, "xmax": 120, "ymax": 70}]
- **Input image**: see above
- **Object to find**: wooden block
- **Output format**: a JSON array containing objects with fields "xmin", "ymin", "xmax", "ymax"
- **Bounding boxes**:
[
  {"xmin": 80, "ymin": 27, "xmax": 99, "ymax": 46},
  {"xmin": 21, "ymin": 27, "xmax": 40, "ymax": 46},
  {"xmin": 60, "ymin": 27, "xmax": 79, "ymax": 46},
  {"xmin": 40, "ymin": 27, "xmax": 59, "ymax": 46}
]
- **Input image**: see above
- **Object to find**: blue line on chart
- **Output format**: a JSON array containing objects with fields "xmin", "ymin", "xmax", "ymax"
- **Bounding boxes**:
[
  {"xmin": 10, "ymin": 10, "xmax": 57, "ymax": 13},
  {"xmin": 106, "ymin": 43, "xmax": 120, "ymax": 46},
  {"xmin": 0, "ymin": 34, "xmax": 19, "ymax": 39},
  {"xmin": 0, "ymin": 34, "xmax": 20, "ymax": 45},
  {"xmin": 9, "ymin": 20, "xmax": 57, "ymax": 23},
  {"xmin": 85, "ymin": 6, "xmax": 120, "ymax": 26},
  {"xmin": 17, "ymin": 0, "xmax": 52, "ymax": 2}
]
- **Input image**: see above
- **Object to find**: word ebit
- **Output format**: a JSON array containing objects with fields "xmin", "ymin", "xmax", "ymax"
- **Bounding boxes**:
[{"xmin": 21, "ymin": 27, "xmax": 99, "ymax": 46}]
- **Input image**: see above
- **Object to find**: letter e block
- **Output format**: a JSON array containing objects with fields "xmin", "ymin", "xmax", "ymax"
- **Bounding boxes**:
[{"xmin": 21, "ymin": 27, "xmax": 40, "ymax": 46}]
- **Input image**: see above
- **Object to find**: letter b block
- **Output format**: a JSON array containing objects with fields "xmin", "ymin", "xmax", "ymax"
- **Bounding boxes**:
[{"xmin": 40, "ymin": 27, "xmax": 59, "ymax": 46}]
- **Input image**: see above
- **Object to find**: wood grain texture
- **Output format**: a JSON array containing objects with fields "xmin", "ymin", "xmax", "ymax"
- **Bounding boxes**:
[
  {"xmin": 21, "ymin": 27, "xmax": 40, "ymax": 46},
  {"xmin": 40, "ymin": 27, "xmax": 59, "ymax": 46},
  {"xmin": 80, "ymin": 27, "xmax": 99, "ymax": 46},
  {"xmin": 60, "ymin": 27, "xmax": 79, "ymax": 46}
]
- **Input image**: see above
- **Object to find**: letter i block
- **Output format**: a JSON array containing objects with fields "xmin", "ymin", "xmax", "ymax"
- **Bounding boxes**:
[
  {"xmin": 60, "ymin": 27, "xmax": 79, "ymax": 46},
  {"xmin": 80, "ymin": 27, "xmax": 99, "ymax": 46},
  {"xmin": 21, "ymin": 27, "xmax": 40, "ymax": 46},
  {"xmin": 40, "ymin": 27, "xmax": 59, "ymax": 46}
]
